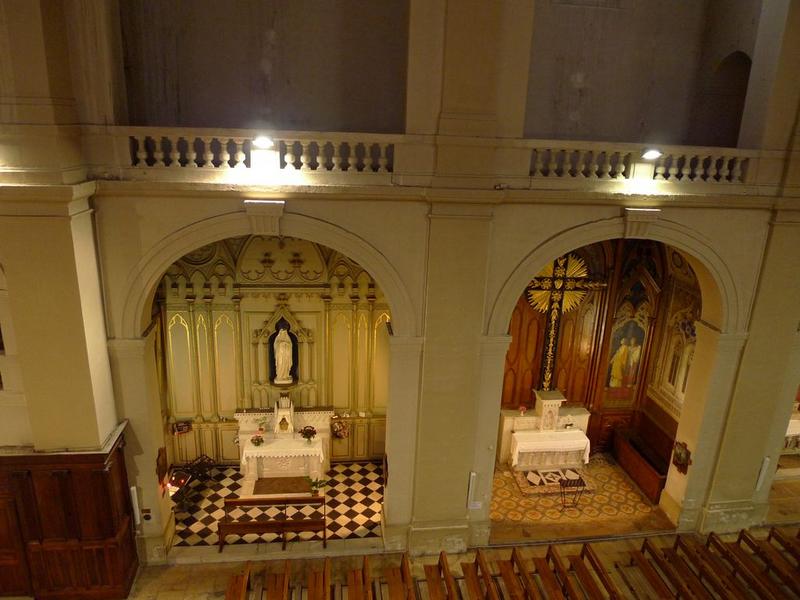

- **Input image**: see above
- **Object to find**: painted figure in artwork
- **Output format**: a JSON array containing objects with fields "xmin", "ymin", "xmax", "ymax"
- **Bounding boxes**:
[
  {"xmin": 274, "ymin": 328, "xmax": 293, "ymax": 384},
  {"xmin": 624, "ymin": 336, "xmax": 642, "ymax": 387},
  {"xmin": 608, "ymin": 338, "xmax": 629, "ymax": 387}
]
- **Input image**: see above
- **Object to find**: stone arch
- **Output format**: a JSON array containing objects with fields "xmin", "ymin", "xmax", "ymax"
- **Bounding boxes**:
[
  {"xmin": 477, "ymin": 215, "xmax": 743, "ymax": 535},
  {"xmin": 487, "ymin": 216, "xmax": 738, "ymax": 337},
  {"xmin": 121, "ymin": 211, "xmax": 417, "ymax": 339}
]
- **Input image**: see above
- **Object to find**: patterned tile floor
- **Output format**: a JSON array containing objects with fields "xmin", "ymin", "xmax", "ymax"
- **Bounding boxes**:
[
  {"xmin": 490, "ymin": 453, "xmax": 675, "ymax": 543},
  {"xmin": 173, "ymin": 462, "xmax": 383, "ymax": 547}
]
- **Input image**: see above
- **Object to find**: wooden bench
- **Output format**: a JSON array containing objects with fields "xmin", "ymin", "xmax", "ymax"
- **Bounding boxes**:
[
  {"xmin": 224, "ymin": 562, "xmax": 251, "ymax": 600},
  {"xmin": 707, "ymin": 532, "xmax": 785, "ymax": 600},
  {"xmin": 641, "ymin": 538, "xmax": 694, "ymax": 599},
  {"xmin": 385, "ymin": 553, "xmax": 416, "ymax": 600},
  {"xmin": 508, "ymin": 548, "xmax": 543, "ymax": 600},
  {"xmin": 767, "ymin": 526, "xmax": 800, "ymax": 567},
  {"xmin": 307, "ymin": 558, "xmax": 331, "ymax": 600},
  {"xmin": 545, "ymin": 546, "xmax": 581, "ymax": 600},
  {"xmin": 348, "ymin": 556, "xmax": 373, "ymax": 600},
  {"xmin": 613, "ymin": 429, "xmax": 667, "ymax": 504},
  {"xmin": 460, "ymin": 549, "xmax": 500, "ymax": 600},
  {"xmin": 217, "ymin": 495, "xmax": 326, "ymax": 552},
  {"xmin": 673, "ymin": 536, "xmax": 750, "ymax": 600},
  {"xmin": 626, "ymin": 548, "xmax": 673, "ymax": 599},
  {"xmin": 424, "ymin": 552, "xmax": 458, "ymax": 600},
  {"xmin": 569, "ymin": 543, "xmax": 623, "ymax": 599},
  {"xmin": 738, "ymin": 529, "xmax": 800, "ymax": 596}
]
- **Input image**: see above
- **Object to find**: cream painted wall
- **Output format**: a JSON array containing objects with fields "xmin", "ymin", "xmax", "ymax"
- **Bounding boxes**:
[
  {"xmin": 525, "ymin": 0, "xmax": 708, "ymax": 143},
  {"xmin": 0, "ymin": 279, "xmax": 32, "ymax": 446},
  {"xmin": 120, "ymin": 0, "xmax": 408, "ymax": 132}
]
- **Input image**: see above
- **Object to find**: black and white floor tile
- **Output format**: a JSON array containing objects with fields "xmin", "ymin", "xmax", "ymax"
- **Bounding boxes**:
[{"xmin": 173, "ymin": 462, "xmax": 383, "ymax": 547}]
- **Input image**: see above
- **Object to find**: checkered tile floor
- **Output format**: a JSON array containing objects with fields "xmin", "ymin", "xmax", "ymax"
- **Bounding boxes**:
[{"xmin": 173, "ymin": 462, "xmax": 383, "ymax": 546}]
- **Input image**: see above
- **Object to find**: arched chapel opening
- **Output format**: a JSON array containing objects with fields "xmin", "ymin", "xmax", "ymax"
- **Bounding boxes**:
[
  {"xmin": 152, "ymin": 235, "xmax": 390, "ymax": 547},
  {"xmin": 492, "ymin": 239, "xmax": 703, "ymax": 542}
]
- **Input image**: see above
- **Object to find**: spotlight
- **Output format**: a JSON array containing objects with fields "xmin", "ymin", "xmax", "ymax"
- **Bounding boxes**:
[
  {"xmin": 253, "ymin": 135, "xmax": 274, "ymax": 149},
  {"xmin": 641, "ymin": 148, "xmax": 663, "ymax": 160}
]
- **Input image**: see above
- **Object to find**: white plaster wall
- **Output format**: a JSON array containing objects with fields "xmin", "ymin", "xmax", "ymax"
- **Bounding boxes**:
[
  {"xmin": 524, "ymin": 0, "xmax": 708, "ymax": 144},
  {"xmin": 120, "ymin": 0, "xmax": 408, "ymax": 132}
]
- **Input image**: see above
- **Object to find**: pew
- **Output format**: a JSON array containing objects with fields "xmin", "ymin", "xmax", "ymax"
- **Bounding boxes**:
[
  {"xmin": 423, "ymin": 552, "xmax": 458, "ymax": 600},
  {"xmin": 641, "ymin": 538, "xmax": 694, "ymax": 599},
  {"xmin": 626, "ymin": 549, "xmax": 673, "ymax": 599},
  {"xmin": 307, "ymin": 558, "xmax": 331, "ymax": 600},
  {"xmin": 767, "ymin": 526, "xmax": 800, "ymax": 567},
  {"xmin": 571, "ymin": 544, "xmax": 623, "ymax": 599},
  {"xmin": 532, "ymin": 556, "xmax": 565, "ymax": 599},
  {"xmin": 218, "ymin": 495, "xmax": 326, "ymax": 552},
  {"xmin": 224, "ymin": 562, "xmax": 251, "ymax": 600},
  {"xmin": 460, "ymin": 549, "xmax": 500, "ymax": 600},
  {"xmin": 385, "ymin": 553, "xmax": 416, "ymax": 600},
  {"xmin": 737, "ymin": 530, "xmax": 800, "ymax": 596},
  {"xmin": 264, "ymin": 560, "xmax": 291, "ymax": 600},
  {"xmin": 509, "ymin": 548, "xmax": 543, "ymax": 600},
  {"xmin": 348, "ymin": 556, "xmax": 373, "ymax": 600},
  {"xmin": 673, "ymin": 536, "xmax": 749, "ymax": 600},
  {"xmin": 706, "ymin": 532, "xmax": 785, "ymax": 600},
  {"xmin": 545, "ymin": 546, "xmax": 581, "ymax": 599}
]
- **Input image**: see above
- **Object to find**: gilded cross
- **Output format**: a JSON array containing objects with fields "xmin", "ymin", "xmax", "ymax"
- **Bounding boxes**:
[{"xmin": 526, "ymin": 254, "xmax": 607, "ymax": 391}]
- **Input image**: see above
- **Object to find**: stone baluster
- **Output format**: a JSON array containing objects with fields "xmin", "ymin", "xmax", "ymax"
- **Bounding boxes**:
[
  {"xmin": 614, "ymin": 152, "xmax": 628, "ymax": 178},
  {"xmin": 378, "ymin": 144, "xmax": 388, "ymax": 172},
  {"xmin": 653, "ymin": 155, "xmax": 667, "ymax": 180},
  {"xmin": 135, "ymin": 135, "xmax": 148, "ymax": 167},
  {"xmin": 349, "ymin": 142, "xmax": 361, "ymax": 171},
  {"xmin": 169, "ymin": 137, "xmax": 181, "ymax": 168},
  {"xmin": 687, "ymin": 155, "xmax": 699, "ymax": 181},
  {"xmin": 730, "ymin": 157, "xmax": 744, "ymax": 183},
  {"xmin": 186, "ymin": 138, "xmax": 198, "ymax": 168},
  {"xmin": 678, "ymin": 155, "xmax": 692, "ymax": 181},
  {"xmin": 363, "ymin": 143, "xmax": 375, "ymax": 172},
  {"xmin": 152, "ymin": 137, "xmax": 166, "ymax": 167},
  {"xmin": 699, "ymin": 155, "xmax": 712, "ymax": 181},
  {"xmin": 202, "ymin": 137, "xmax": 215, "ymax": 168},
  {"xmin": 330, "ymin": 142, "xmax": 342, "ymax": 171},
  {"xmin": 587, "ymin": 151, "xmax": 599, "ymax": 179},
  {"xmin": 668, "ymin": 155, "xmax": 680, "ymax": 181},
  {"xmin": 218, "ymin": 138, "xmax": 231, "ymax": 169},
  {"xmin": 285, "ymin": 142, "xmax": 296, "ymax": 170},
  {"xmin": 300, "ymin": 142, "xmax": 312, "ymax": 171},
  {"xmin": 532, "ymin": 149, "xmax": 544, "ymax": 177},
  {"xmin": 714, "ymin": 155, "xmax": 726, "ymax": 182},
  {"xmin": 547, "ymin": 149, "xmax": 559, "ymax": 177},
  {"xmin": 597, "ymin": 152, "xmax": 611, "ymax": 179},
  {"xmin": 232, "ymin": 138, "xmax": 246, "ymax": 168}
]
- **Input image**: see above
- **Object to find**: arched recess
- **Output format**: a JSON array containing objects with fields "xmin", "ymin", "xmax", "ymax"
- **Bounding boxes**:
[
  {"xmin": 471, "ymin": 215, "xmax": 743, "ymax": 539},
  {"xmin": 115, "ymin": 209, "xmax": 421, "ymax": 551},
  {"xmin": 121, "ymin": 211, "xmax": 418, "ymax": 339},
  {"xmin": 487, "ymin": 216, "xmax": 739, "ymax": 336}
]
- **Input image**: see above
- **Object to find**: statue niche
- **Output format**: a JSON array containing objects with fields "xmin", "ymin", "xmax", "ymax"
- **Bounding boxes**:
[{"xmin": 268, "ymin": 318, "xmax": 299, "ymax": 386}]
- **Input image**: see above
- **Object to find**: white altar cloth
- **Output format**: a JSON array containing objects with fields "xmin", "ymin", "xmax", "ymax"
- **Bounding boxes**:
[
  {"xmin": 510, "ymin": 429, "xmax": 591, "ymax": 467},
  {"xmin": 241, "ymin": 437, "xmax": 325, "ymax": 481},
  {"xmin": 787, "ymin": 419, "xmax": 800, "ymax": 437}
]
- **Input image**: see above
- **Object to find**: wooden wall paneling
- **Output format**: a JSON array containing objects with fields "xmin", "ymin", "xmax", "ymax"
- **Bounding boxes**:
[
  {"xmin": 199, "ymin": 425, "xmax": 216, "ymax": 461},
  {"xmin": 70, "ymin": 468, "xmax": 112, "ymax": 541},
  {"xmin": 370, "ymin": 418, "xmax": 386, "ymax": 457},
  {"xmin": 372, "ymin": 312, "xmax": 390, "ymax": 410},
  {"xmin": 553, "ymin": 292, "xmax": 601, "ymax": 405},
  {"xmin": 331, "ymin": 431, "xmax": 353, "ymax": 460},
  {"xmin": 501, "ymin": 295, "xmax": 546, "ymax": 408},
  {"xmin": 31, "ymin": 471, "xmax": 70, "ymax": 540},
  {"xmin": 0, "ymin": 495, "xmax": 32, "ymax": 595},
  {"xmin": 167, "ymin": 313, "xmax": 195, "ymax": 419},
  {"xmin": 357, "ymin": 311, "xmax": 369, "ymax": 411},
  {"xmin": 9, "ymin": 470, "xmax": 41, "ymax": 541},
  {"xmin": 331, "ymin": 311, "xmax": 351, "ymax": 409},
  {"xmin": 353, "ymin": 421, "xmax": 369, "ymax": 459},
  {"xmin": 218, "ymin": 425, "xmax": 240, "ymax": 463},
  {"xmin": 195, "ymin": 313, "xmax": 214, "ymax": 419}
]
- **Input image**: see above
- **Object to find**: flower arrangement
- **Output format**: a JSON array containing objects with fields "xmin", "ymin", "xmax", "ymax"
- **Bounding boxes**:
[
  {"xmin": 250, "ymin": 434, "xmax": 264, "ymax": 446},
  {"xmin": 518, "ymin": 405, "xmax": 527, "ymax": 417},
  {"xmin": 307, "ymin": 477, "xmax": 329, "ymax": 495},
  {"xmin": 299, "ymin": 425, "xmax": 317, "ymax": 441},
  {"xmin": 331, "ymin": 419, "xmax": 350, "ymax": 439}
]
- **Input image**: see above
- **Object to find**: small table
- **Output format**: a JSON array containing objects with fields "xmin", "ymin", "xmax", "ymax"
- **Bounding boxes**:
[{"xmin": 559, "ymin": 476, "xmax": 586, "ymax": 510}]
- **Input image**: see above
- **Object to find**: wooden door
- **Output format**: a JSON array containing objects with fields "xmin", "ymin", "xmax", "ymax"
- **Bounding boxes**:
[{"xmin": 0, "ymin": 496, "xmax": 32, "ymax": 596}]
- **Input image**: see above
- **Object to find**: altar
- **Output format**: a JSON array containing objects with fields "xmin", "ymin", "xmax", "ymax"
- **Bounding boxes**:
[
  {"xmin": 240, "ymin": 436, "xmax": 326, "ymax": 482},
  {"xmin": 510, "ymin": 429, "xmax": 590, "ymax": 471}
]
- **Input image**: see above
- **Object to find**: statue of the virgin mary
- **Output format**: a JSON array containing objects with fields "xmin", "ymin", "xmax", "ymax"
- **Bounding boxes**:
[{"xmin": 273, "ymin": 328, "xmax": 293, "ymax": 385}]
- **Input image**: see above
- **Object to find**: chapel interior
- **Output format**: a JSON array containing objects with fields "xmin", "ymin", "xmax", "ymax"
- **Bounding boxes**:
[{"xmin": 1, "ymin": 0, "xmax": 800, "ymax": 598}]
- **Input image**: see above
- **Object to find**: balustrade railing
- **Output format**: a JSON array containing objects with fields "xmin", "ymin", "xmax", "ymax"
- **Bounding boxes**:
[
  {"xmin": 652, "ymin": 151, "xmax": 751, "ymax": 183},
  {"xmin": 127, "ymin": 132, "xmax": 395, "ymax": 173},
  {"xmin": 529, "ymin": 147, "xmax": 632, "ymax": 179}
]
